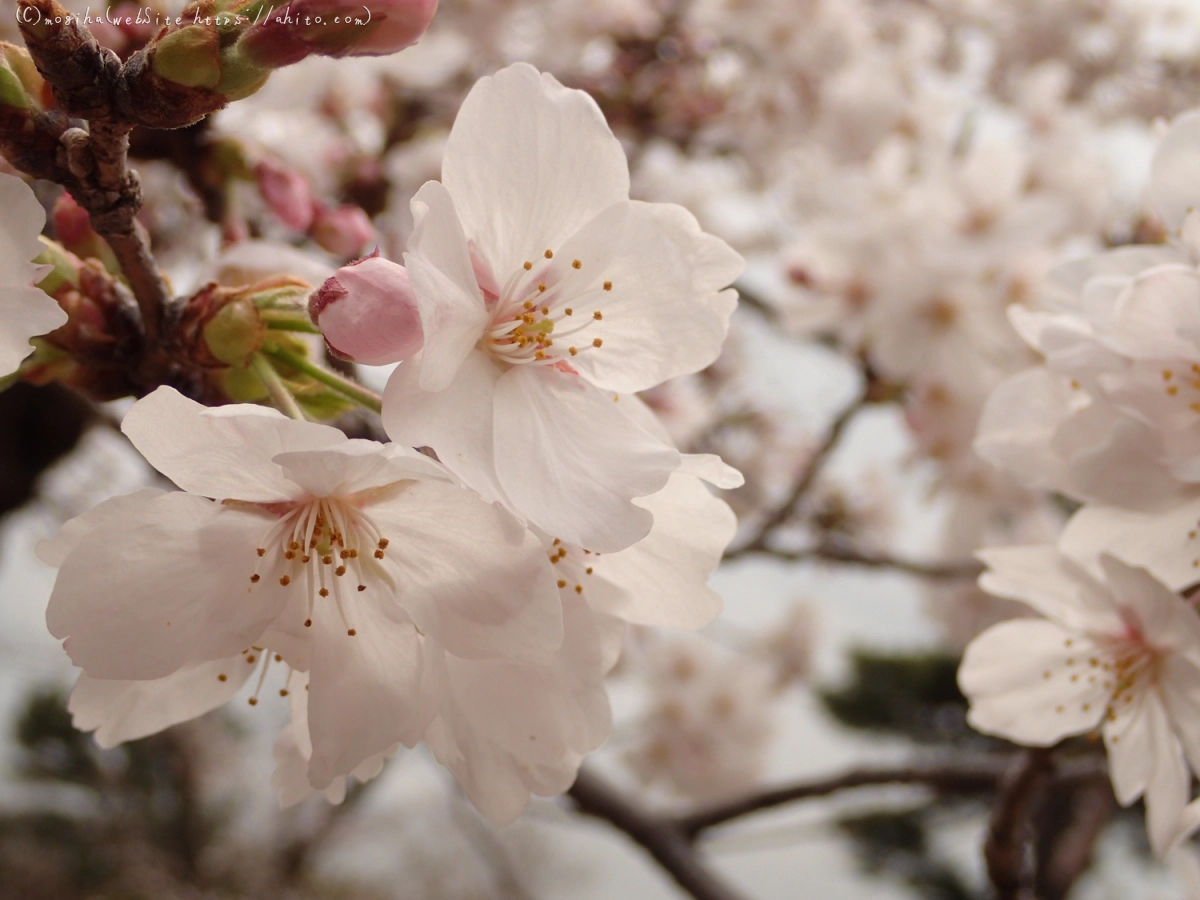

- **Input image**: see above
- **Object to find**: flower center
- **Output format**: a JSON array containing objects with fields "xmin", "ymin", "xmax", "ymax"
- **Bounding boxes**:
[
  {"xmin": 482, "ymin": 249, "xmax": 612, "ymax": 368},
  {"xmin": 235, "ymin": 495, "xmax": 394, "ymax": 637}
]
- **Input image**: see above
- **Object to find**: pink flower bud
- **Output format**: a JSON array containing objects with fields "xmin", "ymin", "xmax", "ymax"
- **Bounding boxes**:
[
  {"xmin": 310, "ymin": 255, "xmax": 423, "ymax": 365},
  {"xmin": 237, "ymin": 0, "xmax": 438, "ymax": 69},
  {"xmin": 254, "ymin": 158, "xmax": 315, "ymax": 231},
  {"xmin": 310, "ymin": 204, "xmax": 375, "ymax": 258}
]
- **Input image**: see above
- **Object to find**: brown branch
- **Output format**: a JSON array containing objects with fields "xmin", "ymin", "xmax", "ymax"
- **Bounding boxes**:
[
  {"xmin": 677, "ymin": 756, "xmax": 1013, "ymax": 839},
  {"xmin": 726, "ymin": 541, "xmax": 982, "ymax": 579},
  {"xmin": 731, "ymin": 392, "xmax": 868, "ymax": 557},
  {"xmin": 1035, "ymin": 774, "xmax": 1115, "ymax": 900},
  {"xmin": 985, "ymin": 749, "xmax": 1054, "ymax": 900},
  {"xmin": 568, "ymin": 767, "xmax": 748, "ymax": 900}
]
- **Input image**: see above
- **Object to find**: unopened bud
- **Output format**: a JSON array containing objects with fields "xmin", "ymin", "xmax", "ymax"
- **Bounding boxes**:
[
  {"xmin": 310, "ymin": 204, "xmax": 374, "ymax": 258},
  {"xmin": 0, "ymin": 44, "xmax": 47, "ymax": 110},
  {"xmin": 236, "ymin": 0, "xmax": 437, "ymax": 69},
  {"xmin": 310, "ymin": 254, "xmax": 422, "ymax": 365},
  {"xmin": 152, "ymin": 25, "xmax": 223, "ymax": 89},
  {"xmin": 254, "ymin": 157, "xmax": 315, "ymax": 230},
  {"xmin": 203, "ymin": 294, "xmax": 264, "ymax": 366}
]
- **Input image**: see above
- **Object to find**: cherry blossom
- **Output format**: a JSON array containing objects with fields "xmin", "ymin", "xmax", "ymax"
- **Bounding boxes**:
[
  {"xmin": 374, "ymin": 62, "xmax": 743, "ymax": 553},
  {"xmin": 42, "ymin": 386, "xmax": 561, "ymax": 791},
  {"xmin": 961, "ymin": 544, "xmax": 1200, "ymax": 857},
  {"xmin": 0, "ymin": 173, "xmax": 66, "ymax": 376}
]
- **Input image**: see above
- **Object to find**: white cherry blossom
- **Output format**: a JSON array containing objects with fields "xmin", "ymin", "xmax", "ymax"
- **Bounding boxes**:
[
  {"xmin": 42, "ymin": 386, "xmax": 561, "ymax": 791},
  {"xmin": 961, "ymin": 544, "xmax": 1200, "ymax": 858},
  {"xmin": 380, "ymin": 62, "xmax": 744, "ymax": 553},
  {"xmin": 0, "ymin": 172, "xmax": 66, "ymax": 376}
]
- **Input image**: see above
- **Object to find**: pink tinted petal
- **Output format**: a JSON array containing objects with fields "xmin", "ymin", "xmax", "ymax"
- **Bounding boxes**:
[
  {"xmin": 442, "ymin": 63, "xmax": 630, "ymax": 280},
  {"xmin": 310, "ymin": 204, "xmax": 375, "ymax": 259},
  {"xmin": 47, "ymin": 496, "xmax": 289, "ymax": 680},
  {"xmin": 554, "ymin": 200, "xmax": 742, "ymax": 393},
  {"xmin": 254, "ymin": 158, "xmax": 315, "ymax": 231},
  {"xmin": 36, "ymin": 487, "xmax": 165, "ymax": 568},
  {"xmin": 272, "ymin": 440, "xmax": 447, "ymax": 498},
  {"xmin": 306, "ymin": 602, "xmax": 443, "ymax": 790},
  {"xmin": 69, "ymin": 656, "xmax": 252, "ymax": 748},
  {"xmin": 583, "ymin": 473, "xmax": 732, "ymax": 628},
  {"xmin": 367, "ymin": 478, "xmax": 563, "ymax": 662},
  {"xmin": 404, "ymin": 181, "xmax": 488, "ymax": 391},
  {"xmin": 1149, "ymin": 110, "xmax": 1200, "ymax": 234},
  {"xmin": 960, "ymin": 619, "xmax": 1107, "ymax": 745},
  {"xmin": 312, "ymin": 256, "xmax": 423, "ymax": 365},
  {"xmin": 977, "ymin": 545, "xmax": 1122, "ymax": 633},
  {"xmin": 122, "ymin": 387, "xmax": 346, "ymax": 502},
  {"xmin": 493, "ymin": 366, "xmax": 680, "ymax": 552},
  {"xmin": 382, "ymin": 350, "xmax": 510, "ymax": 506}
]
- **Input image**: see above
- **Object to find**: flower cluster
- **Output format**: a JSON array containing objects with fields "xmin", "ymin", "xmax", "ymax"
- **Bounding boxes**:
[
  {"xmin": 962, "ymin": 110, "xmax": 1200, "ymax": 860},
  {"xmin": 32, "ymin": 62, "xmax": 742, "ymax": 823}
]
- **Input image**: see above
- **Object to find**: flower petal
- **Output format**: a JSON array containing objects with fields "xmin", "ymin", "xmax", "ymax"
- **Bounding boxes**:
[
  {"xmin": 493, "ymin": 366, "xmax": 680, "ymax": 552},
  {"xmin": 36, "ymin": 487, "xmax": 166, "ymax": 567},
  {"xmin": 272, "ymin": 440, "xmax": 449, "ymax": 498},
  {"xmin": 1149, "ymin": 110, "xmax": 1200, "ymax": 234},
  {"xmin": 305, "ymin": 601, "xmax": 443, "ymax": 790},
  {"xmin": 382, "ymin": 349, "xmax": 510, "ymax": 506},
  {"xmin": 47, "ymin": 495, "xmax": 289, "ymax": 679},
  {"xmin": 555, "ymin": 200, "xmax": 742, "ymax": 393},
  {"xmin": 366, "ymin": 479, "xmax": 564, "ymax": 662},
  {"xmin": 0, "ymin": 174, "xmax": 64, "ymax": 376},
  {"xmin": 581, "ymin": 473, "xmax": 732, "ymax": 628},
  {"xmin": 404, "ymin": 180, "xmax": 489, "ymax": 391},
  {"xmin": 69, "ymin": 656, "xmax": 253, "ymax": 748},
  {"xmin": 959, "ymin": 618, "xmax": 1108, "ymax": 745},
  {"xmin": 122, "ymin": 386, "xmax": 346, "ymax": 501},
  {"xmin": 977, "ymin": 545, "xmax": 1122, "ymax": 633},
  {"xmin": 441, "ymin": 62, "xmax": 630, "ymax": 281}
]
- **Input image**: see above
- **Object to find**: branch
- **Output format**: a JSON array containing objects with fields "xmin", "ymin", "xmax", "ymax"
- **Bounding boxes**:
[
  {"xmin": 985, "ymin": 749, "xmax": 1054, "ymax": 900},
  {"xmin": 726, "ymin": 541, "xmax": 982, "ymax": 579},
  {"xmin": 731, "ymin": 392, "xmax": 868, "ymax": 557},
  {"xmin": 567, "ymin": 767, "xmax": 748, "ymax": 900},
  {"xmin": 677, "ymin": 756, "xmax": 1012, "ymax": 839}
]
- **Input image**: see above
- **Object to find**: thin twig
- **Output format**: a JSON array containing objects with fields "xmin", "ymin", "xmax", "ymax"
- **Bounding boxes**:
[
  {"xmin": 568, "ymin": 767, "xmax": 747, "ymax": 900},
  {"xmin": 731, "ymin": 393, "xmax": 868, "ymax": 557},
  {"xmin": 725, "ymin": 541, "xmax": 982, "ymax": 579},
  {"xmin": 985, "ymin": 749, "xmax": 1054, "ymax": 900},
  {"xmin": 678, "ymin": 757, "xmax": 1012, "ymax": 839}
]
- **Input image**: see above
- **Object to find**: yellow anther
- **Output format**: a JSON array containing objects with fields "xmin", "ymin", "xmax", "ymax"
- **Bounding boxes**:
[
  {"xmin": 524, "ymin": 301, "xmax": 534, "ymax": 310},
  {"xmin": 284, "ymin": 550, "xmax": 295, "ymax": 560},
  {"xmin": 593, "ymin": 338, "xmax": 603, "ymax": 348},
  {"xmin": 538, "ymin": 283, "xmax": 547, "ymax": 292},
  {"xmin": 335, "ymin": 565, "xmax": 347, "ymax": 576},
  {"xmin": 323, "ymin": 555, "xmax": 333, "ymax": 565},
  {"xmin": 319, "ymin": 588, "xmax": 329, "ymax": 597},
  {"xmin": 357, "ymin": 584, "xmax": 366, "ymax": 592},
  {"xmin": 348, "ymin": 628, "xmax": 357, "ymax": 636},
  {"xmin": 256, "ymin": 548, "xmax": 266, "ymax": 557},
  {"xmin": 524, "ymin": 261, "xmax": 533, "ymax": 270},
  {"xmin": 572, "ymin": 259, "xmax": 582, "ymax": 269},
  {"xmin": 280, "ymin": 689, "xmax": 289, "ymax": 697},
  {"xmin": 248, "ymin": 697, "xmax": 258, "ymax": 706},
  {"xmin": 544, "ymin": 249, "xmax": 554, "ymax": 259},
  {"xmin": 1169, "ymin": 386, "xmax": 1180, "ymax": 396},
  {"xmin": 1164, "ymin": 369, "xmax": 1175, "ymax": 380},
  {"xmin": 375, "ymin": 549, "xmax": 385, "ymax": 559},
  {"xmin": 565, "ymin": 308, "xmax": 573, "ymax": 315},
  {"xmin": 246, "ymin": 655, "xmax": 256, "ymax": 664},
  {"xmin": 593, "ymin": 311, "xmax": 603, "ymax": 320},
  {"xmin": 279, "ymin": 575, "xmax": 291, "ymax": 586},
  {"xmin": 557, "ymin": 579, "xmax": 567, "ymax": 588},
  {"xmin": 250, "ymin": 574, "xmax": 260, "ymax": 583},
  {"xmin": 569, "ymin": 347, "xmax": 578, "ymax": 356},
  {"xmin": 603, "ymin": 281, "xmax": 612, "ymax": 291},
  {"xmin": 304, "ymin": 618, "xmax": 312, "ymax": 627},
  {"xmin": 274, "ymin": 654, "xmax": 282, "ymax": 662},
  {"xmin": 218, "ymin": 673, "xmax": 227, "ymax": 682},
  {"xmin": 574, "ymin": 585, "xmax": 583, "ymax": 594},
  {"xmin": 586, "ymin": 567, "xmax": 593, "ymax": 574}
]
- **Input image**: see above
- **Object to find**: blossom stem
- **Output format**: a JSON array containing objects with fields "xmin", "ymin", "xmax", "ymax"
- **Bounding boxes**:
[
  {"xmin": 260, "ymin": 309, "xmax": 323, "ymax": 334},
  {"xmin": 251, "ymin": 353, "xmax": 308, "ymax": 420},
  {"xmin": 261, "ymin": 346, "xmax": 383, "ymax": 414}
]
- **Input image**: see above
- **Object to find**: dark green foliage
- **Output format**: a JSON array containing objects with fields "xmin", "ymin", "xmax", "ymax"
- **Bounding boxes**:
[
  {"xmin": 819, "ymin": 650, "xmax": 995, "ymax": 747},
  {"xmin": 839, "ymin": 810, "xmax": 976, "ymax": 900}
]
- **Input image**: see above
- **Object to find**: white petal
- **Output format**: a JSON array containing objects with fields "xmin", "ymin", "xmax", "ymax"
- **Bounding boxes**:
[
  {"xmin": 122, "ymin": 386, "xmax": 345, "ymax": 501},
  {"xmin": 1103, "ymin": 689, "xmax": 1154, "ymax": 805},
  {"xmin": 382, "ymin": 350, "xmax": 510, "ymax": 506},
  {"xmin": 47, "ymin": 496, "xmax": 288, "ymax": 679},
  {"xmin": 582, "ymin": 474, "xmax": 733, "ymax": 628},
  {"xmin": 367, "ymin": 479, "xmax": 564, "ymax": 662},
  {"xmin": 425, "ymin": 593, "xmax": 611, "ymax": 825},
  {"xmin": 1140, "ymin": 693, "xmax": 1193, "ymax": 859},
  {"xmin": 1108, "ymin": 265, "xmax": 1200, "ymax": 359},
  {"xmin": 678, "ymin": 454, "xmax": 745, "ymax": 489},
  {"xmin": 553, "ymin": 201, "xmax": 742, "ymax": 393},
  {"xmin": 0, "ymin": 175, "xmax": 64, "ymax": 376},
  {"xmin": 441, "ymin": 62, "xmax": 630, "ymax": 280},
  {"xmin": 960, "ymin": 619, "xmax": 1108, "ymax": 745},
  {"xmin": 1062, "ymin": 499, "xmax": 1200, "ymax": 592},
  {"xmin": 976, "ymin": 545, "xmax": 1121, "ymax": 633},
  {"xmin": 1095, "ymin": 555, "xmax": 1200, "ymax": 661},
  {"xmin": 494, "ymin": 366, "xmax": 680, "ymax": 552},
  {"xmin": 69, "ymin": 656, "xmax": 252, "ymax": 748},
  {"xmin": 404, "ymin": 180, "xmax": 489, "ymax": 391},
  {"xmin": 36, "ymin": 487, "xmax": 166, "ymax": 568},
  {"xmin": 272, "ymin": 440, "xmax": 449, "ymax": 498},
  {"xmin": 1149, "ymin": 110, "xmax": 1200, "ymax": 234},
  {"xmin": 305, "ymin": 602, "xmax": 443, "ymax": 790}
]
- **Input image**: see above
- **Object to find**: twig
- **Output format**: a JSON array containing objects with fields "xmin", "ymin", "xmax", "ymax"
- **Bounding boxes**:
[
  {"xmin": 568, "ymin": 767, "xmax": 748, "ymax": 900},
  {"xmin": 678, "ymin": 757, "xmax": 1012, "ymax": 839},
  {"xmin": 1035, "ymin": 774, "xmax": 1115, "ymax": 900},
  {"xmin": 731, "ymin": 392, "xmax": 868, "ymax": 557},
  {"xmin": 985, "ymin": 749, "xmax": 1054, "ymax": 900},
  {"xmin": 725, "ymin": 541, "xmax": 982, "ymax": 579}
]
